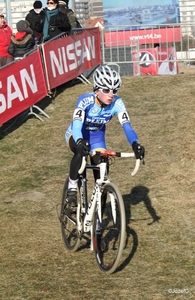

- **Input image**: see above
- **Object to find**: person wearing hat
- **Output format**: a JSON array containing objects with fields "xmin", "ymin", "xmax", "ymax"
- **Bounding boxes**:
[
  {"xmin": 25, "ymin": 1, "xmax": 45, "ymax": 44},
  {"xmin": 0, "ymin": 14, "xmax": 14, "ymax": 68},
  {"xmin": 58, "ymin": 0, "xmax": 81, "ymax": 32},
  {"xmin": 8, "ymin": 20, "xmax": 35, "ymax": 59}
]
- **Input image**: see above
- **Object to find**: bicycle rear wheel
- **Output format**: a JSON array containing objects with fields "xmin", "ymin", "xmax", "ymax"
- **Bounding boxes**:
[
  {"xmin": 93, "ymin": 182, "xmax": 126, "ymax": 274},
  {"xmin": 60, "ymin": 178, "xmax": 81, "ymax": 252}
]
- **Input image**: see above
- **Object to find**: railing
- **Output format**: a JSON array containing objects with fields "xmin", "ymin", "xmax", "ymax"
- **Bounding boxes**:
[
  {"xmin": 100, "ymin": 23, "xmax": 195, "ymax": 75},
  {"xmin": 0, "ymin": 27, "xmax": 101, "ymax": 126}
]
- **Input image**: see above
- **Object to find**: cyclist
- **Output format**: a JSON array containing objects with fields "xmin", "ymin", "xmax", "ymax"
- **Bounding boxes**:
[{"xmin": 65, "ymin": 65, "xmax": 145, "ymax": 208}]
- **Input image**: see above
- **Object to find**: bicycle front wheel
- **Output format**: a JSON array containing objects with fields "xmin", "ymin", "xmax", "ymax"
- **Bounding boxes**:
[
  {"xmin": 60, "ymin": 178, "xmax": 81, "ymax": 252},
  {"xmin": 93, "ymin": 182, "xmax": 126, "ymax": 274}
]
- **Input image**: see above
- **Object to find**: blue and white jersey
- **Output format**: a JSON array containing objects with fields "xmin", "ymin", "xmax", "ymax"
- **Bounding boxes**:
[{"xmin": 65, "ymin": 92, "xmax": 138, "ymax": 151}]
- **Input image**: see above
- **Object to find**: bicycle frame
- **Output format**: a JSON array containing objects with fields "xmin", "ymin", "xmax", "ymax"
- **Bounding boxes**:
[{"xmin": 77, "ymin": 158, "xmax": 109, "ymax": 250}]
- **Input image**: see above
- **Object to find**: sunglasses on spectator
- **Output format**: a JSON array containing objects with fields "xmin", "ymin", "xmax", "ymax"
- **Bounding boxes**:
[
  {"xmin": 47, "ymin": 1, "xmax": 55, "ymax": 4},
  {"xmin": 99, "ymin": 88, "xmax": 118, "ymax": 95}
]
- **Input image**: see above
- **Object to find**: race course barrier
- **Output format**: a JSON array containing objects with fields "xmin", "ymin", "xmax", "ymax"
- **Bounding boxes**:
[
  {"xmin": 0, "ymin": 50, "xmax": 47, "ymax": 125},
  {"xmin": 42, "ymin": 28, "xmax": 101, "ymax": 90},
  {"xmin": 0, "ymin": 28, "xmax": 101, "ymax": 125}
]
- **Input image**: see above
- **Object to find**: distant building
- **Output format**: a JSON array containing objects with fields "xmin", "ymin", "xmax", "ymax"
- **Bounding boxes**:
[
  {"xmin": 72, "ymin": 0, "xmax": 89, "ymax": 27},
  {"xmin": 72, "ymin": 0, "xmax": 103, "ymax": 27},
  {"xmin": 88, "ymin": 0, "xmax": 103, "ymax": 19},
  {"xmin": 84, "ymin": 17, "xmax": 104, "ymax": 29},
  {"xmin": 179, "ymin": 0, "xmax": 195, "ymax": 36},
  {"xmin": 0, "ymin": 0, "xmax": 34, "ymax": 32}
]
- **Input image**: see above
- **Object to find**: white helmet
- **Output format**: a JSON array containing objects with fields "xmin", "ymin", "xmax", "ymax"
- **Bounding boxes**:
[{"xmin": 93, "ymin": 65, "xmax": 122, "ymax": 91}]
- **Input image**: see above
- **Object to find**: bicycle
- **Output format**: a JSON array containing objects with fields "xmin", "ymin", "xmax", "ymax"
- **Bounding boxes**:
[{"xmin": 59, "ymin": 150, "xmax": 141, "ymax": 274}]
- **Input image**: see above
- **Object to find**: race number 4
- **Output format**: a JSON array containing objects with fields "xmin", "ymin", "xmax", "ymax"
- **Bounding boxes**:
[
  {"xmin": 73, "ymin": 108, "xmax": 85, "ymax": 122},
  {"xmin": 118, "ymin": 111, "xmax": 130, "ymax": 125}
]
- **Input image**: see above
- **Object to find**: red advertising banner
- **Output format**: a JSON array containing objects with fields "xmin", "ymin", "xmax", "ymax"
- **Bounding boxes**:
[
  {"xmin": 157, "ymin": 47, "xmax": 179, "ymax": 75},
  {"xmin": 132, "ymin": 46, "xmax": 179, "ymax": 76},
  {"xmin": 132, "ymin": 48, "xmax": 158, "ymax": 75},
  {"xmin": 42, "ymin": 28, "xmax": 101, "ymax": 90},
  {"xmin": 105, "ymin": 27, "xmax": 181, "ymax": 47},
  {"xmin": 0, "ymin": 50, "xmax": 47, "ymax": 125}
]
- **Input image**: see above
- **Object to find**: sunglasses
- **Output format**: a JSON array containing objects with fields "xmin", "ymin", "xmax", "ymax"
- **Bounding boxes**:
[
  {"xmin": 99, "ymin": 88, "xmax": 118, "ymax": 95},
  {"xmin": 47, "ymin": 1, "xmax": 55, "ymax": 4}
]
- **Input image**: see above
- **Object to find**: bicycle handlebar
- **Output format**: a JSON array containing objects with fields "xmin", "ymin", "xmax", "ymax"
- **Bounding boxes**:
[{"xmin": 78, "ymin": 150, "xmax": 141, "ymax": 176}]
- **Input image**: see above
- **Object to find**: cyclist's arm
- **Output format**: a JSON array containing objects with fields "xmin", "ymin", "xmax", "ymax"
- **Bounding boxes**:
[
  {"xmin": 114, "ymin": 98, "xmax": 139, "ymax": 145},
  {"xmin": 71, "ymin": 93, "xmax": 94, "ymax": 142},
  {"xmin": 72, "ymin": 108, "xmax": 85, "ymax": 142},
  {"xmin": 118, "ymin": 111, "xmax": 139, "ymax": 144}
]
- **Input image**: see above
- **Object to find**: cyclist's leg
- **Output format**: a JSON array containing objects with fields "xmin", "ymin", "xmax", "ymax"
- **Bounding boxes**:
[
  {"xmin": 90, "ymin": 142, "xmax": 109, "ymax": 214},
  {"xmin": 90, "ymin": 139, "xmax": 108, "ymax": 182},
  {"xmin": 67, "ymin": 136, "xmax": 82, "ymax": 207},
  {"xmin": 69, "ymin": 136, "xmax": 82, "ymax": 180},
  {"xmin": 90, "ymin": 153, "xmax": 101, "ymax": 181}
]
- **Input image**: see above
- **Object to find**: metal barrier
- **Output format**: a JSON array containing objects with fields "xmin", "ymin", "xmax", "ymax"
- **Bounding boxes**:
[
  {"xmin": 0, "ymin": 48, "xmax": 50, "ymax": 123},
  {"xmin": 0, "ymin": 27, "xmax": 101, "ymax": 128},
  {"xmin": 100, "ymin": 23, "xmax": 195, "ymax": 75}
]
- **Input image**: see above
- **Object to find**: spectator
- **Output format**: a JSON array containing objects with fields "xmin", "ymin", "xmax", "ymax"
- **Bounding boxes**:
[
  {"xmin": 8, "ymin": 20, "xmax": 35, "ymax": 59},
  {"xmin": 58, "ymin": 0, "xmax": 82, "ymax": 32},
  {"xmin": 42, "ymin": 0, "xmax": 71, "ymax": 42},
  {"xmin": 0, "ymin": 14, "xmax": 14, "ymax": 68},
  {"xmin": 25, "ymin": 1, "xmax": 45, "ymax": 44}
]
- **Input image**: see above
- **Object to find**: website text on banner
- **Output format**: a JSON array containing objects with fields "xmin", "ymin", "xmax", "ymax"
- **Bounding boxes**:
[
  {"xmin": 0, "ymin": 50, "xmax": 47, "ymax": 125},
  {"xmin": 42, "ymin": 28, "xmax": 101, "ymax": 90},
  {"xmin": 104, "ymin": 27, "xmax": 181, "ymax": 47}
]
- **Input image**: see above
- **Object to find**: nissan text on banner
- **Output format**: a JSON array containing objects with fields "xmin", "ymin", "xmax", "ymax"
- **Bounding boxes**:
[
  {"xmin": 42, "ymin": 28, "xmax": 101, "ymax": 90},
  {"xmin": 0, "ymin": 50, "xmax": 48, "ymax": 125}
]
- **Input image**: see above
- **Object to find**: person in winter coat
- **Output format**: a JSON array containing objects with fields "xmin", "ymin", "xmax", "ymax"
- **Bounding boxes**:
[
  {"xmin": 58, "ymin": 0, "xmax": 81, "ymax": 32},
  {"xmin": 42, "ymin": 0, "xmax": 71, "ymax": 42},
  {"xmin": 8, "ymin": 20, "xmax": 35, "ymax": 59},
  {"xmin": 25, "ymin": 1, "xmax": 45, "ymax": 44},
  {"xmin": 0, "ymin": 14, "xmax": 14, "ymax": 67}
]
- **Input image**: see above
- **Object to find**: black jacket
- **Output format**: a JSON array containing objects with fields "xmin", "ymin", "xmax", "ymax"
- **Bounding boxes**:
[
  {"xmin": 8, "ymin": 34, "xmax": 35, "ymax": 58},
  {"xmin": 59, "ymin": 6, "xmax": 82, "ymax": 29},
  {"xmin": 43, "ymin": 9, "xmax": 71, "ymax": 41},
  {"xmin": 25, "ymin": 9, "xmax": 45, "ymax": 39}
]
